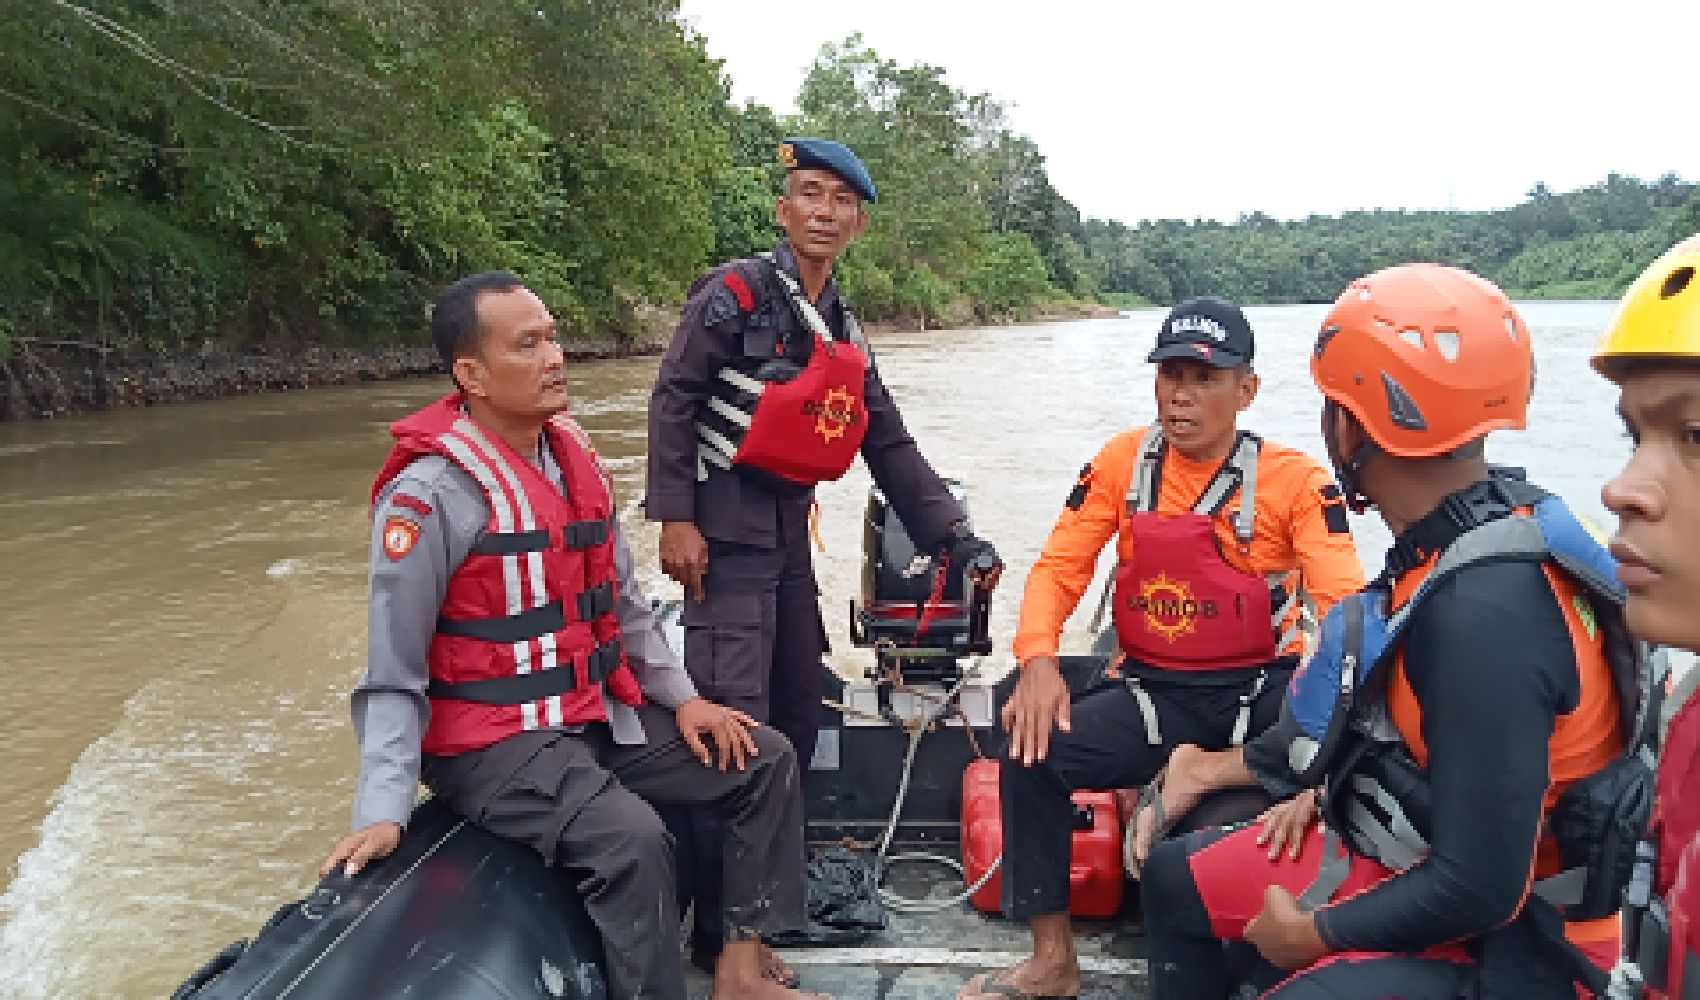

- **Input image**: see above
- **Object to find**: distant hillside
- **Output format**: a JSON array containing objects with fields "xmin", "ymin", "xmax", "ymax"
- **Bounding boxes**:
[{"xmin": 1083, "ymin": 173, "xmax": 1698, "ymax": 304}]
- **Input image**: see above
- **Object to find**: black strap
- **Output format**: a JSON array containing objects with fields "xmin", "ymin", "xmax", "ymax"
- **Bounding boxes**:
[
  {"xmin": 437, "ymin": 600, "xmax": 565, "ymax": 643},
  {"xmin": 473, "ymin": 519, "xmax": 611, "ymax": 555},
  {"xmin": 1521, "ymin": 897, "xmax": 1611, "ymax": 997},
  {"xmin": 562, "ymin": 517, "xmax": 611, "ymax": 550},
  {"xmin": 428, "ymin": 638, "xmax": 624, "ymax": 704},
  {"xmin": 575, "ymin": 580, "xmax": 615, "ymax": 621},
  {"xmin": 586, "ymin": 638, "xmax": 623, "ymax": 683},
  {"xmin": 1378, "ymin": 473, "xmax": 1549, "ymax": 582},
  {"xmin": 471, "ymin": 529, "xmax": 552, "ymax": 555}
]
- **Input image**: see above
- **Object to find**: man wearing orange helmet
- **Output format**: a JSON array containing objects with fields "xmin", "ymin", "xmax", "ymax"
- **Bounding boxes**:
[
  {"xmin": 1139, "ymin": 264, "xmax": 1650, "ymax": 1000},
  {"xmin": 961, "ymin": 297, "xmax": 1365, "ymax": 1000}
]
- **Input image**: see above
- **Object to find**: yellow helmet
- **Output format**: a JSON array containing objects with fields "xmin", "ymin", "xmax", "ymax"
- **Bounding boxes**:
[{"xmin": 1593, "ymin": 234, "xmax": 1700, "ymax": 382}]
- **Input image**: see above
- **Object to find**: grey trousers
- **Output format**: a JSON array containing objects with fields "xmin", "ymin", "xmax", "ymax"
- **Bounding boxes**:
[{"xmin": 422, "ymin": 702, "xmax": 805, "ymax": 1000}]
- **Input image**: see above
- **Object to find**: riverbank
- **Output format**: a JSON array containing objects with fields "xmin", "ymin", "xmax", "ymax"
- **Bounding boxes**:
[
  {"xmin": 0, "ymin": 334, "xmax": 668, "ymax": 422},
  {"xmin": 0, "ymin": 299, "xmax": 1120, "ymax": 422}
]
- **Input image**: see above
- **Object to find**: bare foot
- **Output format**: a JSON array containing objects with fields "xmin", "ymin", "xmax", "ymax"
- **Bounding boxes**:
[
  {"xmin": 957, "ymin": 957, "xmax": 1082, "ymax": 998},
  {"xmin": 712, "ymin": 940, "xmax": 829, "ymax": 1000},
  {"xmin": 709, "ymin": 979, "xmax": 830, "ymax": 1000},
  {"xmin": 761, "ymin": 943, "xmax": 797, "ymax": 988}
]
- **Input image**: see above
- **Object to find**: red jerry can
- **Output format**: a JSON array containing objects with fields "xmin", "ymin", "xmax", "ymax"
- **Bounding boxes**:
[{"xmin": 961, "ymin": 758, "xmax": 1124, "ymax": 918}]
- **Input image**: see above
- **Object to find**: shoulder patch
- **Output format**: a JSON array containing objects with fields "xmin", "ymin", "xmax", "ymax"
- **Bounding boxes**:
[
  {"xmin": 1317, "ymin": 484, "xmax": 1350, "ymax": 532},
  {"xmin": 702, "ymin": 284, "xmax": 743, "ymax": 328},
  {"xmin": 382, "ymin": 514, "xmax": 422, "ymax": 560},
  {"xmin": 1065, "ymin": 463, "xmax": 1095, "ymax": 510},
  {"xmin": 1572, "ymin": 594, "xmax": 1599, "ymax": 641},
  {"xmin": 723, "ymin": 270, "xmax": 756, "ymax": 311}
]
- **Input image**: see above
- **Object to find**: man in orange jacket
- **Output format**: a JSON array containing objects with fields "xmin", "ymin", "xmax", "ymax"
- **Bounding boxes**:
[{"xmin": 961, "ymin": 297, "xmax": 1364, "ymax": 999}]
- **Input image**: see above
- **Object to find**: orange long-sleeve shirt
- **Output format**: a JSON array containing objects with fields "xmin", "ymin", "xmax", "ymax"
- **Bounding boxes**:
[{"xmin": 1013, "ymin": 425, "xmax": 1366, "ymax": 663}]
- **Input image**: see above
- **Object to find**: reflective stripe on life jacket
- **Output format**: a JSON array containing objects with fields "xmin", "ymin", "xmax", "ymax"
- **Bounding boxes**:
[
  {"xmin": 374, "ymin": 394, "xmax": 644, "ymax": 756},
  {"xmin": 695, "ymin": 252, "xmax": 871, "ymax": 488},
  {"xmin": 1285, "ymin": 481, "xmax": 1656, "ymax": 921},
  {"xmin": 1111, "ymin": 427, "xmax": 1297, "ymax": 672}
]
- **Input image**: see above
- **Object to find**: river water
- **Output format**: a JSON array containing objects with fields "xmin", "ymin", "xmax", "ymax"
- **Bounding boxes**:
[{"xmin": 0, "ymin": 302, "xmax": 1628, "ymax": 998}]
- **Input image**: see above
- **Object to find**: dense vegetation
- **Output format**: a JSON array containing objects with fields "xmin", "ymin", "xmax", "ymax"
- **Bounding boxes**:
[
  {"xmin": 1, "ymin": 2, "xmax": 1693, "ymax": 370},
  {"xmin": 1090, "ymin": 175, "xmax": 1700, "ymax": 307}
]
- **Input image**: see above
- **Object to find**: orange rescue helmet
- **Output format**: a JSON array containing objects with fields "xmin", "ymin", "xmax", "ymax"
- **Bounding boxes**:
[{"xmin": 1312, "ymin": 263, "xmax": 1532, "ymax": 458}]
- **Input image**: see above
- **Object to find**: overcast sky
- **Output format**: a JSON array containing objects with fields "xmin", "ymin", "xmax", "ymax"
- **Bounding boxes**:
[{"xmin": 675, "ymin": 0, "xmax": 1698, "ymax": 225}]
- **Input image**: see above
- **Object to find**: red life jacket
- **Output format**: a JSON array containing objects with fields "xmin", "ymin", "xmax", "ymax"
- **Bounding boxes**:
[
  {"xmin": 1112, "ymin": 428, "xmax": 1293, "ymax": 672},
  {"xmin": 372, "ymin": 394, "xmax": 643, "ymax": 756},
  {"xmin": 696, "ymin": 253, "xmax": 870, "ymax": 488},
  {"xmin": 1640, "ymin": 668, "xmax": 1700, "ymax": 999}
]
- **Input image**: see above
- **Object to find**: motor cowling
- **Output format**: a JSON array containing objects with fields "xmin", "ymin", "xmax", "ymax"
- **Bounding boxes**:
[{"xmin": 851, "ymin": 481, "xmax": 988, "ymax": 662}]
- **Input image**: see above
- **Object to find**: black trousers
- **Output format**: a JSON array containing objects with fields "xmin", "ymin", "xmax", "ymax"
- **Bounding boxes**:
[
  {"xmin": 999, "ymin": 665, "xmax": 1289, "ymax": 920},
  {"xmin": 672, "ymin": 524, "xmax": 828, "ymax": 954},
  {"xmin": 422, "ymin": 703, "xmax": 804, "ymax": 1000}
]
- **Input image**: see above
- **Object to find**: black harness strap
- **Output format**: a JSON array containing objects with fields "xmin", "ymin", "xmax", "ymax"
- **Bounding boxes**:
[
  {"xmin": 575, "ymin": 580, "xmax": 615, "ymax": 621},
  {"xmin": 428, "ymin": 638, "xmax": 624, "ymax": 704},
  {"xmin": 437, "ymin": 600, "xmax": 565, "ymax": 644},
  {"xmin": 562, "ymin": 517, "xmax": 611, "ymax": 550},
  {"xmin": 1376, "ymin": 470, "xmax": 1546, "ymax": 584},
  {"xmin": 472, "ymin": 517, "xmax": 611, "ymax": 556},
  {"xmin": 471, "ymin": 529, "xmax": 552, "ymax": 556}
]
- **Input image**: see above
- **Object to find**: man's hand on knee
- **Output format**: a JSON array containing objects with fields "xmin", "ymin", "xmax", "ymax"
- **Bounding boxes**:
[
  {"xmin": 1000, "ymin": 656, "xmax": 1071, "ymax": 765},
  {"xmin": 677, "ymin": 696, "xmax": 760, "ymax": 771}
]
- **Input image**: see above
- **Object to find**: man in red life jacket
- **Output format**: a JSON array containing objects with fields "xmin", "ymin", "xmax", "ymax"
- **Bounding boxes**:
[
  {"xmin": 319, "ymin": 271, "xmax": 832, "ymax": 1000},
  {"xmin": 647, "ymin": 137, "xmax": 1002, "ymax": 969},
  {"xmin": 960, "ymin": 298, "xmax": 1365, "ymax": 999}
]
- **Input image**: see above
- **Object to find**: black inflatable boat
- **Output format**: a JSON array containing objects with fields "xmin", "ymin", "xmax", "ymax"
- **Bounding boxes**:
[{"xmin": 173, "ymin": 483, "xmax": 1159, "ymax": 999}]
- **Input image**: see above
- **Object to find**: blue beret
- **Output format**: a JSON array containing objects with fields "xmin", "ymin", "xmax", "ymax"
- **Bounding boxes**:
[{"xmin": 779, "ymin": 137, "xmax": 877, "ymax": 204}]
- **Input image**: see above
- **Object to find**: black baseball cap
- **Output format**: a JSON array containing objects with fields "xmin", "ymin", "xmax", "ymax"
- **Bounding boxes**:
[{"xmin": 1146, "ymin": 295, "xmax": 1255, "ymax": 369}]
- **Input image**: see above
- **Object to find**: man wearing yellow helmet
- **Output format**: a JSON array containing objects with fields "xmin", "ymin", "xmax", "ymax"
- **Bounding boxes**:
[
  {"xmin": 1138, "ymin": 263, "xmax": 1649, "ymax": 1000},
  {"xmin": 1598, "ymin": 234, "xmax": 1700, "ymax": 649},
  {"xmin": 1597, "ymin": 234, "xmax": 1700, "ymax": 1000}
]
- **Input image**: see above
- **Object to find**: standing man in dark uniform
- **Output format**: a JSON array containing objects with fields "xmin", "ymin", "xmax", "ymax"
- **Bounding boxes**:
[{"xmin": 647, "ymin": 137, "xmax": 1003, "ymax": 969}]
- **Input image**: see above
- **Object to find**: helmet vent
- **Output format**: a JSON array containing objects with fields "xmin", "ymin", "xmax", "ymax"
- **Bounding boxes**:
[
  {"xmin": 1381, "ymin": 372, "xmax": 1428, "ymax": 431},
  {"xmin": 1400, "ymin": 328, "xmax": 1425, "ymax": 350},
  {"xmin": 1433, "ymin": 329, "xmax": 1461, "ymax": 361},
  {"xmin": 1314, "ymin": 324, "xmax": 1342, "ymax": 358},
  {"xmin": 1662, "ymin": 266, "xmax": 1695, "ymax": 300},
  {"xmin": 1503, "ymin": 313, "xmax": 1519, "ymax": 342}
]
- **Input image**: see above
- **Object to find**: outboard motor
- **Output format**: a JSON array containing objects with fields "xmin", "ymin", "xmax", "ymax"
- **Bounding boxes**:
[{"xmin": 849, "ymin": 481, "xmax": 990, "ymax": 686}]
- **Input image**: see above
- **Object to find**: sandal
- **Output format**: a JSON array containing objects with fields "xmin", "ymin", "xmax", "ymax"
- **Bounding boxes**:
[
  {"xmin": 1123, "ymin": 766, "xmax": 1178, "ymax": 878},
  {"xmin": 958, "ymin": 970, "xmax": 1078, "ymax": 999}
]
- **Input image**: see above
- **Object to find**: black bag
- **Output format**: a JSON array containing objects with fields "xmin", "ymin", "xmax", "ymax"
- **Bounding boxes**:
[
  {"xmin": 766, "ymin": 846, "xmax": 887, "ymax": 946},
  {"xmin": 1545, "ymin": 750, "xmax": 1656, "ymax": 921}
]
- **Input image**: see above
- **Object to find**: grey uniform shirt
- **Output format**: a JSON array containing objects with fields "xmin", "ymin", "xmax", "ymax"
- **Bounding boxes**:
[{"xmin": 350, "ymin": 444, "xmax": 697, "ymax": 832}]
